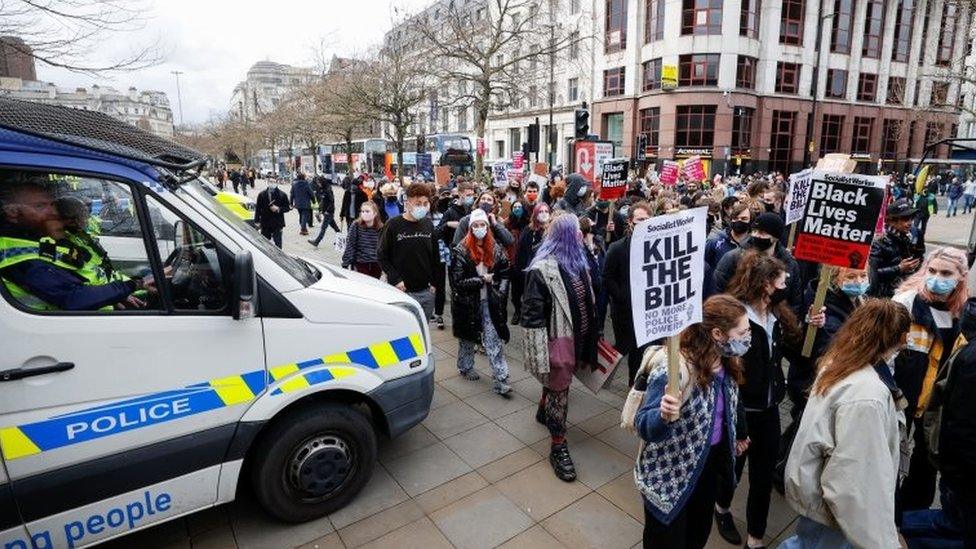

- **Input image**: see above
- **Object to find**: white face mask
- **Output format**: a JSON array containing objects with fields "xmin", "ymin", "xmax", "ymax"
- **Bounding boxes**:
[
  {"xmin": 537, "ymin": 212, "xmax": 551, "ymax": 223},
  {"xmin": 472, "ymin": 226, "xmax": 488, "ymax": 239},
  {"xmin": 361, "ymin": 211, "xmax": 375, "ymax": 222}
]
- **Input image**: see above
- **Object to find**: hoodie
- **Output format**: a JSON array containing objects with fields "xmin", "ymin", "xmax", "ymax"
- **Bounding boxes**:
[{"xmin": 555, "ymin": 174, "xmax": 591, "ymax": 216}]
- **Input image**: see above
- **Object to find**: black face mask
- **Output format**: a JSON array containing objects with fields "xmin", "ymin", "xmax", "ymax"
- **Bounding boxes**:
[
  {"xmin": 751, "ymin": 236, "xmax": 774, "ymax": 251},
  {"xmin": 731, "ymin": 220, "xmax": 751, "ymax": 234},
  {"xmin": 769, "ymin": 287, "xmax": 788, "ymax": 306},
  {"xmin": 764, "ymin": 202, "xmax": 776, "ymax": 213}
]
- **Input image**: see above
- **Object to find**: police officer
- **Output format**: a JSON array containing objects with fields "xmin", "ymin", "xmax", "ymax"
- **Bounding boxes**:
[
  {"xmin": 868, "ymin": 198, "xmax": 924, "ymax": 298},
  {"xmin": 0, "ymin": 179, "xmax": 153, "ymax": 310}
]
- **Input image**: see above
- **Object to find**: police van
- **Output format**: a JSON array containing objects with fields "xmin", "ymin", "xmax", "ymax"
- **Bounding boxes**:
[{"xmin": 0, "ymin": 98, "xmax": 434, "ymax": 547}]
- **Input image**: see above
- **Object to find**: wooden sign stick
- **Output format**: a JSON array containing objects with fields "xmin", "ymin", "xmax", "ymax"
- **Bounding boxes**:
[
  {"xmin": 801, "ymin": 265, "xmax": 834, "ymax": 357},
  {"xmin": 665, "ymin": 335, "xmax": 681, "ymax": 422}
]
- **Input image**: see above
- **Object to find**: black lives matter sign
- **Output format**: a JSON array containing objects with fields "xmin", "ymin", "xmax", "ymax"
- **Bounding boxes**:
[
  {"xmin": 629, "ymin": 208, "xmax": 707, "ymax": 347},
  {"xmin": 793, "ymin": 171, "xmax": 886, "ymax": 269},
  {"xmin": 599, "ymin": 158, "xmax": 628, "ymax": 200}
]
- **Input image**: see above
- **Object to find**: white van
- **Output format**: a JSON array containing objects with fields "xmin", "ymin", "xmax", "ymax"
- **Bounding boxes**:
[{"xmin": 0, "ymin": 100, "xmax": 434, "ymax": 547}]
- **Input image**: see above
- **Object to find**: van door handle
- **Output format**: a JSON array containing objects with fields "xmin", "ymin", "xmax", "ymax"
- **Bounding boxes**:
[{"xmin": 0, "ymin": 362, "xmax": 75, "ymax": 382}]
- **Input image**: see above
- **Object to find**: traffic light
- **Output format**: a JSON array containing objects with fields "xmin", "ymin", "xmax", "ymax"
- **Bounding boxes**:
[
  {"xmin": 527, "ymin": 123, "xmax": 540, "ymax": 153},
  {"xmin": 574, "ymin": 107, "xmax": 590, "ymax": 140}
]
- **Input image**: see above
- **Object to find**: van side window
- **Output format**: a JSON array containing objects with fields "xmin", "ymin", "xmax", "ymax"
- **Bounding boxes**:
[
  {"xmin": 0, "ymin": 170, "xmax": 161, "ymax": 312},
  {"xmin": 144, "ymin": 195, "xmax": 232, "ymax": 313}
]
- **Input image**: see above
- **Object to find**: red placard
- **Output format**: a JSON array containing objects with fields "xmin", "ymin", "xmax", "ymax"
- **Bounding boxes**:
[
  {"xmin": 660, "ymin": 161, "xmax": 679, "ymax": 186},
  {"xmin": 574, "ymin": 141, "xmax": 596, "ymax": 182},
  {"xmin": 683, "ymin": 156, "xmax": 706, "ymax": 182},
  {"xmin": 599, "ymin": 159, "xmax": 628, "ymax": 200}
]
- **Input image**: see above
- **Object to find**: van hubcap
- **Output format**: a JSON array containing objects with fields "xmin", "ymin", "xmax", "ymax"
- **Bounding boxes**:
[{"xmin": 288, "ymin": 435, "xmax": 353, "ymax": 498}]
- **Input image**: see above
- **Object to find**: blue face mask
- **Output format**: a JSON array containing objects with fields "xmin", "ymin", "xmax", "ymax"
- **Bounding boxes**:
[
  {"xmin": 463, "ymin": 196, "xmax": 474, "ymax": 206},
  {"xmin": 841, "ymin": 280, "xmax": 870, "ymax": 297},
  {"xmin": 411, "ymin": 205, "xmax": 429, "ymax": 220},
  {"xmin": 926, "ymin": 276, "xmax": 958, "ymax": 295},
  {"xmin": 719, "ymin": 335, "xmax": 752, "ymax": 357},
  {"xmin": 472, "ymin": 226, "xmax": 488, "ymax": 239},
  {"xmin": 512, "ymin": 207, "xmax": 524, "ymax": 217}
]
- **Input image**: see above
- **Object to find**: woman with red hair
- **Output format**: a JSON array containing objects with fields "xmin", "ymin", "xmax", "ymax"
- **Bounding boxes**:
[
  {"xmin": 893, "ymin": 246, "xmax": 970, "ymax": 513},
  {"xmin": 450, "ymin": 208, "xmax": 513, "ymax": 397}
]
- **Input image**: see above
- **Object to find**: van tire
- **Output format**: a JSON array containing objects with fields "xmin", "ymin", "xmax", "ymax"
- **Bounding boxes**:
[{"xmin": 250, "ymin": 403, "xmax": 377, "ymax": 522}]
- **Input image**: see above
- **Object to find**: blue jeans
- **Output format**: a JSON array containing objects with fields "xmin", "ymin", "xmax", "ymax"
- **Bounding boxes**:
[
  {"xmin": 457, "ymin": 300, "xmax": 509, "ymax": 382},
  {"xmin": 779, "ymin": 516, "xmax": 854, "ymax": 549},
  {"xmin": 298, "ymin": 208, "xmax": 313, "ymax": 231},
  {"xmin": 947, "ymin": 198, "xmax": 959, "ymax": 216},
  {"xmin": 965, "ymin": 195, "xmax": 975, "ymax": 213},
  {"xmin": 901, "ymin": 480, "xmax": 973, "ymax": 548}
]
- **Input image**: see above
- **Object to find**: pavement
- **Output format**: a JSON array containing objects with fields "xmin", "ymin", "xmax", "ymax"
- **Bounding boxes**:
[{"xmin": 101, "ymin": 180, "xmax": 972, "ymax": 549}]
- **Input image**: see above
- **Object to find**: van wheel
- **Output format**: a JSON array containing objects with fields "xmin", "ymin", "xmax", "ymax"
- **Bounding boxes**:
[{"xmin": 250, "ymin": 403, "xmax": 377, "ymax": 522}]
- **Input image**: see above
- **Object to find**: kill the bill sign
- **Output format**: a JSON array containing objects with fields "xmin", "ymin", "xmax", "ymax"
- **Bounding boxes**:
[
  {"xmin": 791, "ymin": 171, "xmax": 887, "ymax": 269},
  {"xmin": 630, "ymin": 208, "xmax": 707, "ymax": 348}
]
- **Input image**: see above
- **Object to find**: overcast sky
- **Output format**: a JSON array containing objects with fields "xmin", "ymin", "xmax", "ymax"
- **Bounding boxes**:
[{"xmin": 36, "ymin": 0, "xmax": 432, "ymax": 125}]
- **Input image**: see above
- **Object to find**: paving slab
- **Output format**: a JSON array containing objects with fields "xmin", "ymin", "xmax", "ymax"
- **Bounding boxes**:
[
  {"xmin": 335, "ymin": 500, "xmax": 425, "ymax": 548},
  {"xmin": 497, "ymin": 524, "xmax": 568, "ymax": 549},
  {"xmin": 429, "ymin": 486, "xmax": 534, "ymax": 549},
  {"xmin": 414, "ymin": 471, "xmax": 490, "ymax": 515},
  {"xmin": 494, "ymin": 461, "xmax": 592, "ymax": 522},
  {"xmin": 421, "ymin": 400, "xmax": 490, "ymax": 439},
  {"xmin": 358, "ymin": 517, "xmax": 453, "ymax": 549},
  {"xmin": 443, "ymin": 421, "xmax": 526, "ymax": 469},
  {"xmin": 477, "ymin": 447, "xmax": 544, "ymax": 484},
  {"xmin": 327, "ymin": 465, "xmax": 409, "ymax": 529},
  {"xmin": 383, "ymin": 441, "xmax": 473, "ymax": 497},
  {"xmin": 541, "ymin": 492, "xmax": 643, "ymax": 549}
]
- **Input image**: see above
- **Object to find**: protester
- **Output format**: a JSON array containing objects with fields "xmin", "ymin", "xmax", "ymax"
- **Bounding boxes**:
[
  {"xmin": 704, "ymin": 200, "xmax": 752, "ymax": 298},
  {"xmin": 554, "ymin": 173, "xmax": 592, "ymax": 216},
  {"xmin": 377, "ymin": 183, "xmax": 438, "ymax": 318},
  {"xmin": 308, "ymin": 176, "xmax": 341, "ymax": 247},
  {"xmin": 523, "ymin": 180, "xmax": 542, "ymax": 216},
  {"xmin": 375, "ymin": 182, "xmax": 404, "ymax": 222},
  {"xmin": 450, "ymin": 209, "xmax": 512, "ymax": 397},
  {"xmin": 522, "ymin": 213, "xmax": 598, "ymax": 482},
  {"xmin": 512, "ymin": 203, "xmax": 551, "ymax": 325},
  {"xmin": 439, "ymin": 183, "xmax": 475, "ymax": 244},
  {"xmin": 290, "ymin": 172, "xmax": 315, "ymax": 236},
  {"xmin": 632, "ymin": 295, "xmax": 750, "ymax": 549},
  {"xmin": 893, "ymin": 246, "xmax": 970, "ymax": 512},
  {"xmin": 431, "ymin": 188, "xmax": 452, "ymax": 330},
  {"xmin": 914, "ymin": 187, "xmax": 937, "ymax": 238},
  {"xmin": 340, "ymin": 177, "xmax": 370, "ymax": 229},
  {"xmin": 714, "ymin": 251, "xmax": 824, "ymax": 549},
  {"xmin": 964, "ymin": 175, "xmax": 976, "ymax": 214},
  {"xmin": 901, "ymin": 296, "xmax": 976, "ymax": 547},
  {"xmin": 713, "ymin": 212, "xmax": 804, "ymax": 315},
  {"xmin": 587, "ymin": 198, "xmax": 625, "ymax": 243},
  {"xmin": 869, "ymin": 198, "xmax": 925, "ymax": 299},
  {"xmin": 781, "ymin": 299, "xmax": 911, "ymax": 548},
  {"xmin": 254, "ymin": 177, "xmax": 290, "ymax": 248},
  {"xmin": 452, "ymin": 191, "xmax": 514, "ymax": 247},
  {"xmin": 341, "ymin": 201, "xmax": 383, "ymax": 279},
  {"xmin": 947, "ymin": 177, "xmax": 964, "ymax": 217},
  {"xmin": 579, "ymin": 217, "xmax": 608, "ymax": 335},
  {"xmin": 602, "ymin": 201, "xmax": 654, "ymax": 384}
]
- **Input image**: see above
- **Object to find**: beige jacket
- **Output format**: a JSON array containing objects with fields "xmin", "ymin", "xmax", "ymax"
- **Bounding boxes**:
[{"xmin": 784, "ymin": 366, "xmax": 905, "ymax": 549}]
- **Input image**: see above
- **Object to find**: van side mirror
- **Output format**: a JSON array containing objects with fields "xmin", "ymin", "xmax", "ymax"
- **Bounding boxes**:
[{"xmin": 233, "ymin": 250, "xmax": 257, "ymax": 320}]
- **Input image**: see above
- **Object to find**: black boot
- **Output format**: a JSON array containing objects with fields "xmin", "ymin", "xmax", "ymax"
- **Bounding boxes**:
[
  {"xmin": 511, "ymin": 310, "xmax": 521, "ymax": 325},
  {"xmin": 549, "ymin": 442, "xmax": 577, "ymax": 482},
  {"xmin": 714, "ymin": 510, "xmax": 742, "ymax": 545}
]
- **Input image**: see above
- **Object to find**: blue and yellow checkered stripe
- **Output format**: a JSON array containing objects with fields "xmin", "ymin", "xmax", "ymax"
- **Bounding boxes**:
[{"xmin": 0, "ymin": 333, "xmax": 425, "ymax": 460}]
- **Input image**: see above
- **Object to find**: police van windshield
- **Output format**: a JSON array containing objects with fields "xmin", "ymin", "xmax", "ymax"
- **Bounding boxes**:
[{"xmin": 178, "ymin": 178, "xmax": 319, "ymax": 286}]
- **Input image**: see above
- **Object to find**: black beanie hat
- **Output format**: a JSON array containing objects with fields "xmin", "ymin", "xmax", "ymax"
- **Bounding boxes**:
[{"xmin": 754, "ymin": 212, "xmax": 785, "ymax": 240}]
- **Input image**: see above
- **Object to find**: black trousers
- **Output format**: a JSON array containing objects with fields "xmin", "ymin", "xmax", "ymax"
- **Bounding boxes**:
[
  {"xmin": 899, "ymin": 417, "xmax": 938, "ymax": 512},
  {"xmin": 432, "ymin": 262, "xmax": 447, "ymax": 316},
  {"xmin": 511, "ymin": 270, "xmax": 525, "ymax": 316},
  {"xmin": 643, "ymin": 440, "xmax": 726, "ymax": 549},
  {"xmin": 261, "ymin": 227, "xmax": 283, "ymax": 248},
  {"xmin": 716, "ymin": 407, "xmax": 780, "ymax": 539}
]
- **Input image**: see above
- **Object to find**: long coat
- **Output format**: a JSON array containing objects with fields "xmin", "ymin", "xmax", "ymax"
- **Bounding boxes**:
[
  {"xmin": 255, "ymin": 187, "xmax": 290, "ymax": 231},
  {"xmin": 450, "ymin": 242, "xmax": 511, "ymax": 343}
]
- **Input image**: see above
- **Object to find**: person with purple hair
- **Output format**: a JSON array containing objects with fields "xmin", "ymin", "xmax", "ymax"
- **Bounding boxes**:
[{"xmin": 521, "ymin": 212, "xmax": 598, "ymax": 482}]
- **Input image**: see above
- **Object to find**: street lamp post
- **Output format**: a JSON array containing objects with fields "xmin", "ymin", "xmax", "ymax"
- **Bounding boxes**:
[
  {"xmin": 170, "ymin": 70, "xmax": 184, "ymax": 129},
  {"xmin": 803, "ymin": 13, "xmax": 835, "ymax": 168}
]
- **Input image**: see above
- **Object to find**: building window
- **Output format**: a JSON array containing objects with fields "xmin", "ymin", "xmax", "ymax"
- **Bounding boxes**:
[
  {"xmin": 732, "ymin": 107, "xmax": 754, "ymax": 154},
  {"xmin": 571, "ymin": 0, "xmax": 581, "ymax": 13},
  {"xmin": 603, "ymin": 67, "xmax": 626, "ymax": 96},
  {"xmin": 736, "ymin": 56, "xmax": 757, "ymax": 89},
  {"xmin": 931, "ymin": 81, "xmax": 950, "ymax": 107},
  {"xmin": 892, "ymin": 0, "xmax": 915, "ymax": 62},
  {"xmin": 645, "ymin": 0, "xmax": 665, "ymax": 42},
  {"xmin": 639, "ymin": 107, "xmax": 661, "ymax": 152},
  {"xmin": 529, "ymin": 85, "xmax": 538, "ymax": 107},
  {"xmin": 674, "ymin": 105, "xmax": 717, "ymax": 148},
  {"xmin": 851, "ymin": 117, "xmax": 874, "ymax": 155},
  {"xmin": 925, "ymin": 122, "xmax": 944, "ymax": 148},
  {"xmin": 937, "ymin": 3, "xmax": 957, "ymax": 66},
  {"xmin": 678, "ymin": 54, "xmax": 720, "ymax": 87},
  {"xmin": 887, "ymin": 77, "xmax": 906, "ymax": 104},
  {"xmin": 918, "ymin": 3, "xmax": 932, "ymax": 66},
  {"xmin": 857, "ymin": 73, "xmax": 878, "ymax": 102},
  {"xmin": 775, "ymin": 62, "xmax": 800, "ymax": 94},
  {"xmin": 820, "ymin": 114, "xmax": 845, "ymax": 157},
  {"xmin": 458, "ymin": 107, "xmax": 468, "ymax": 132},
  {"xmin": 568, "ymin": 77, "xmax": 579, "ymax": 102},
  {"xmin": 681, "ymin": 0, "xmax": 723, "ymax": 35},
  {"xmin": 826, "ymin": 69, "xmax": 848, "ymax": 99},
  {"xmin": 740, "ymin": 0, "xmax": 761, "ymax": 38},
  {"xmin": 603, "ymin": 113, "xmax": 625, "ymax": 150},
  {"xmin": 643, "ymin": 58, "xmax": 662, "ymax": 91},
  {"xmin": 605, "ymin": 0, "xmax": 627, "ymax": 52},
  {"xmin": 780, "ymin": 0, "xmax": 804, "ymax": 45},
  {"xmin": 862, "ymin": 0, "xmax": 885, "ymax": 58},
  {"xmin": 882, "ymin": 119, "xmax": 901, "ymax": 158},
  {"xmin": 530, "ymin": 44, "xmax": 540, "ymax": 70},
  {"xmin": 831, "ymin": 0, "xmax": 854, "ymax": 54},
  {"xmin": 569, "ymin": 32, "xmax": 580, "ymax": 59},
  {"xmin": 769, "ymin": 111, "xmax": 797, "ymax": 173}
]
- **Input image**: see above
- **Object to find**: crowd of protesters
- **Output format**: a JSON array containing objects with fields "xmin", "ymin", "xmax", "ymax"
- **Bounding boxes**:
[{"xmin": 236, "ymin": 163, "xmax": 976, "ymax": 548}]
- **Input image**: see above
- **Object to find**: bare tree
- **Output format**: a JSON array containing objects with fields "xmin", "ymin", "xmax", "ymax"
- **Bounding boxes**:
[
  {"xmin": 312, "ymin": 70, "xmax": 374, "ymax": 175},
  {"xmin": 332, "ymin": 44, "xmax": 428, "ymax": 178},
  {"xmin": 0, "ymin": 0, "xmax": 162, "ymax": 74},
  {"xmin": 408, "ymin": 0, "xmax": 587, "ymax": 174}
]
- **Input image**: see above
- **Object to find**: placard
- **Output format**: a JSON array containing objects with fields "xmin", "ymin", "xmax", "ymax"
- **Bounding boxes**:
[
  {"xmin": 434, "ymin": 166, "xmax": 451, "ymax": 187},
  {"xmin": 793, "ymin": 171, "xmax": 887, "ymax": 269},
  {"xmin": 660, "ymin": 161, "xmax": 679, "ymax": 186},
  {"xmin": 599, "ymin": 158, "xmax": 629, "ymax": 200},
  {"xmin": 492, "ymin": 163, "xmax": 508, "ymax": 188},
  {"xmin": 785, "ymin": 169, "xmax": 813, "ymax": 225},
  {"xmin": 683, "ymin": 156, "xmax": 705, "ymax": 182},
  {"xmin": 630, "ymin": 207, "xmax": 707, "ymax": 347},
  {"xmin": 513, "ymin": 151, "xmax": 524, "ymax": 170},
  {"xmin": 534, "ymin": 162, "xmax": 549, "ymax": 176}
]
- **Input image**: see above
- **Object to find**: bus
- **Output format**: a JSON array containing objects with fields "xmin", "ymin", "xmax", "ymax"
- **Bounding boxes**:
[
  {"xmin": 402, "ymin": 134, "xmax": 474, "ymax": 175},
  {"xmin": 330, "ymin": 139, "xmax": 390, "ymax": 175}
]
